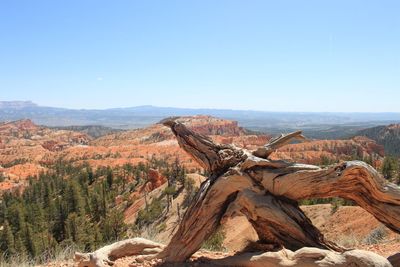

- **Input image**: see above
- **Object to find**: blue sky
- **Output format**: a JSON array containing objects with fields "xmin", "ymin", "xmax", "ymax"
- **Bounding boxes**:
[{"xmin": 0, "ymin": 1, "xmax": 399, "ymax": 112}]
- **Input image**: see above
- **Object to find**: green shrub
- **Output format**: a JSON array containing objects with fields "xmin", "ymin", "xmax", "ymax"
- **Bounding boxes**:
[
  {"xmin": 164, "ymin": 186, "xmax": 176, "ymax": 196},
  {"xmin": 201, "ymin": 228, "xmax": 226, "ymax": 251},
  {"xmin": 135, "ymin": 198, "xmax": 164, "ymax": 228},
  {"xmin": 0, "ymin": 173, "xmax": 5, "ymax": 182},
  {"xmin": 363, "ymin": 226, "xmax": 387, "ymax": 245}
]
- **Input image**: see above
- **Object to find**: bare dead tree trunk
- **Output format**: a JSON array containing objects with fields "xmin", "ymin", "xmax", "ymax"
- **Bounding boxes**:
[
  {"xmin": 76, "ymin": 118, "xmax": 400, "ymax": 267},
  {"xmin": 159, "ymin": 119, "xmax": 400, "ymax": 263},
  {"xmin": 247, "ymin": 160, "xmax": 400, "ymax": 233},
  {"xmin": 159, "ymin": 120, "xmax": 344, "ymax": 262}
]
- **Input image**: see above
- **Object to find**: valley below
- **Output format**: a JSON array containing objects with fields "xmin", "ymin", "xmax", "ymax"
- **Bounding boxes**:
[{"xmin": 0, "ymin": 115, "xmax": 399, "ymax": 266}]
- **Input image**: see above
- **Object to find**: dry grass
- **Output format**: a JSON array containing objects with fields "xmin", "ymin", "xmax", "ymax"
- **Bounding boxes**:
[
  {"xmin": 0, "ymin": 253, "xmax": 34, "ymax": 267},
  {"xmin": 0, "ymin": 245, "xmax": 77, "ymax": 267},
  {"xmin": 334, "ymin": 226, "xmax": 390, "ymax": 249},
  {"xmin": 335, "ymin": 231, "xmax": 362, "ymax": 248}
]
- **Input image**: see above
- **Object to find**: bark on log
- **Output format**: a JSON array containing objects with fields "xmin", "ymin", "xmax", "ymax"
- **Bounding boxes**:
[
  {"xmin": 246, "ymin": 161, "xmax": 400, "ymax": 233},
  {"xmin": 160, "ymin": 170, "xmax": 342, "ymax": 262},
  {"xmin": 253, "ymin": 130, "xmax": 305, "ymax": 159},
  {"xmin": 223, "ymin": 189, "xmax": 341, "ymax": 251},
  {"xmin": 162, "ymin": 119, "xmax": 247, "ymax": 175},
  {"xmin": 160, "ymin": 120, "xmax": 342, "ymax": 262},
  {"xmin": 74, "ymin": 238, "xmax": 164, "ymax": 267},
  {"xmin": 160, "ymin": 119, "xmax": 400, "ymax": 263},
  {"xmin": 158, "ymin": 170, "xmax": 254, "ymax": 262}
]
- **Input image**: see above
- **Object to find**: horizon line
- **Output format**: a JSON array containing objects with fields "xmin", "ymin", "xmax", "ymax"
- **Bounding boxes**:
[{"xmin": 1, "ymin": 100, "xmax": 400, "ymax": 114}]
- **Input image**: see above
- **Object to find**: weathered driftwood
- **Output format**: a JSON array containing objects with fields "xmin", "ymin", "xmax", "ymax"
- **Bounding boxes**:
[
  {"xmin": 252, "ymin": 130, "xmax": 305, "ymax": 159},
  {"xmin": 75, "ymin": 119, "xmax": 400, "ymax": 266},
  {"xmin": 160, "ymin": 119, "xmax": 400, "ymax": 262},
  {"xmin": 206, "ymin": 247, "xmax": 392, "ymax": 267},
  {"xmin": 75, "ymin": 239, "xmax": 392, "ymax": 267},
  {"xmin": 74, "ymin": 238, "xmax": 164, "ymax": 267},
  {"xmin": 247, "ymin": 160, "xmax": 400, "ymax": 233},
  {"xmin": 159, "ymin": 121, "xmax": 337, "ymax": 262},
  {"xmin": 162, "ymin": 119, "xmax": 247, "ymax": 175}
]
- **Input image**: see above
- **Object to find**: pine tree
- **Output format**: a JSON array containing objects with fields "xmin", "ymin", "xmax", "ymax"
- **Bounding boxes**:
[
  {"xmin": 6, "ymin": 203, "xmax": 26, "ymax": 234},
  {"xmin": 25, "ymin": 224, "xmax": 38, "ymax": 257},
  {"xmin": 52, "ymin": 198, "xmax": 67, "ymax": 242},
  {"xmin": 0, "ymin": 221, "xmax": 15, "ymax": 256},
  {"xmin": 382, "ymin": 156, "xmax": 399, "ymax": 181},
  {"xmin": 92, "ymin": 225, "xmax": 103, "ymax": 250},
  {"xmin": 0, "ymin": 201, "xmax": 7, "ymax": 225},
  {"xmin": 101, "ymin": 182, "xmax": 108, "ymax": 217},
  {"xmin": 14, "ymin": 231, "xmax": 27, "ymax": 256},
  {"xmin": 65, "ymin": 212, "xmax": 84, "ymax": 244},
  {"xmin": 102, "ymin": 209, "xmax": 127, "ymax": 241},
  {"xmin": 90, "ymin": 192, "xmax": 102, "ymax": 222},
  {"xmin": 65, "ymin": 180, "xmax": 84, "ymax": 215},
  {"xmin": 106, "ymin": 168, "xmax": 114, "ymax": 189},
  {"xmin": 0, "ymin": 161, "xmax": 142, "ymax": 259},
  {"xmin": 87, "ymin": 166, "xmax": 95, "ymax": 184}
]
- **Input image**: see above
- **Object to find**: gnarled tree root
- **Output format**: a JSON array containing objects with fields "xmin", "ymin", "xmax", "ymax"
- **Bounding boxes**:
[
  {"xmin": 74, "ymin": 238, "xmax": 394, "ymax": 267},
  {"xmin": 205, "ymin": 247, "xmax": 392, "ymax": 267},
  {"xmin": 74, "ymin": 238, "xmax": 164, "ymax": 267}
]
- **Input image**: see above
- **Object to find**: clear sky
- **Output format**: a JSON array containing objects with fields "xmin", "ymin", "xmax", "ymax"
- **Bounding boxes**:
[{"xmin": 0, "ymin": 1, "xmax": 399, "ymax": 112}]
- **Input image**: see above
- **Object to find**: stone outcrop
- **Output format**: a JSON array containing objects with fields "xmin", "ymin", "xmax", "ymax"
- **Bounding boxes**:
[
  {"xmin": 142, "ymin": 168, "xmax": 167, "ymax": 192},
  {"xmin": 0, "ymin": 116, "xmax": 384, "ymax": 189},
  {"xmin": 270, "ymin": 136, "xmax": 384, "ymax": 166}
]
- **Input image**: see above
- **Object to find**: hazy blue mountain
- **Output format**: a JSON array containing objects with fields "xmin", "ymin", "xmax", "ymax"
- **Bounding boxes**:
[{"xmin": 1, "ymin": 101, "xmax": 400, "ymax": 135}]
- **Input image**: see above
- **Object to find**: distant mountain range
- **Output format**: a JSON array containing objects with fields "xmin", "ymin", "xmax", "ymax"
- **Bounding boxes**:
[
  {"xmin": 1, "ymin": 101, "xmax": 400, "ymax": 138},
  {"xmin": 0, "ymin": 100, "xmax": 38, "ymax": 109}
]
